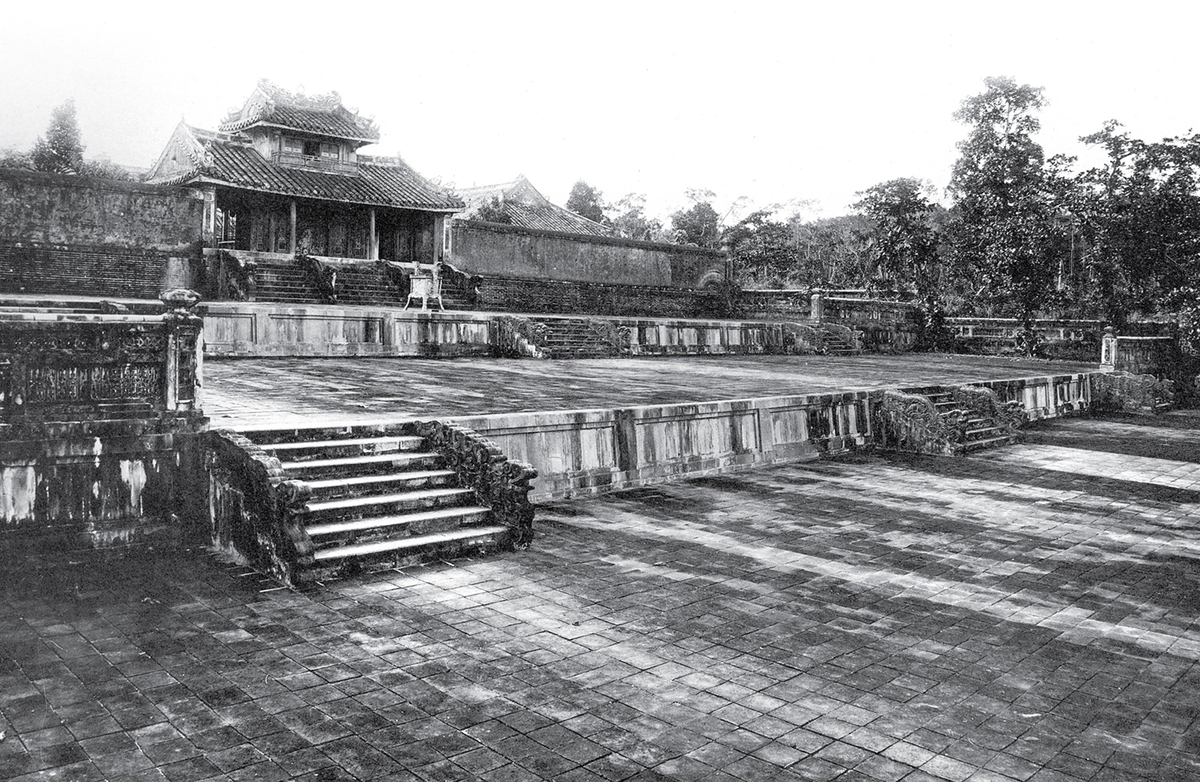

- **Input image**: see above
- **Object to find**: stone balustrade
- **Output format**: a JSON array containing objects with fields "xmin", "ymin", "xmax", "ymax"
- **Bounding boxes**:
[{"xmin": 0, "ymin": 290, "xmax": 207, "ymax": 554}]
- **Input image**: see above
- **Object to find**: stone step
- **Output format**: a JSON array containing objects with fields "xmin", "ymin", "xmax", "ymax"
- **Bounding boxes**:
[
  {"xmin": 306, "ymin": 504, "xmax": 492, "ymax": 539},
  {"xmin": 305, "ymin": 469, "xmax": 458, "ymax": 498},
  {"xmin": 962, "ymin": 434, "xmax": 1018, "ymax": 452},
  {"xmin": 310, "ymin": 524, "xmax": 509, "ymax": 563},
  {"xmin": 262, "ymin": 435, "xmax": 426, "ymax": 460},
  {"xmin": 281, "ymin": 451, "xmax": 442, "ymax": 478},
  {"xmin": 303, "ymin": 486, "xmax": 475, "ymax": 518}
]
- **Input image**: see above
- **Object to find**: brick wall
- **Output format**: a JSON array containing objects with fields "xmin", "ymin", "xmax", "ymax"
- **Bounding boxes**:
[
  {"xmin": 452, "ymin": 220, "xmax": 728, "ymax": 289},
  {"xmin": 0, "ymin": 242, "xmax": 172, "ymax": 299},
  {"xmin": 473, "ymin": 275, "xmax": 728, "ymax": 319},
  {"xmin": 0, "ymin": 168, "xmax": 203, "ymax": 298}
]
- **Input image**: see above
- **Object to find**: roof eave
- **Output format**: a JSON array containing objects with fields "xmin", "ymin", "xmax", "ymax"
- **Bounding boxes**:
[{"xmin": 219, "ymin": 119, "xmax": 379, "ymax": 145}]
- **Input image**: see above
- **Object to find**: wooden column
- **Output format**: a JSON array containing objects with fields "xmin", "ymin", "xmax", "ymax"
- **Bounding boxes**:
[
  {"xmin": 289, "ymin": 200, "xmax": 297, "ymax": 254},
  {"xmin": 370, "ymin": 208, "xmax": 379, "ymax": 260},
  {"xmin": 432, "ymin": 215, "xmax": 445, "ymax": 263}
]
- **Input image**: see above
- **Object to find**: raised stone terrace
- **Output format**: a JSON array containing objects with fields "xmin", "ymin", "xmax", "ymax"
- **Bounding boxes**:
[
  {"xmin": 2, "ymin": 412, "xmax": 1198, "ymax": 781},
  {"xmin": 204, "ymin": 353, "xmax": 1097, "ymax": 428}
]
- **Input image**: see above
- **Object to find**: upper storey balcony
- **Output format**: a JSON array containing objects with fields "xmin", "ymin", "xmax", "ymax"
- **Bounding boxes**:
[{"xmin": 271, "ymin": 150, "xmax": 361, "ymax": 177}]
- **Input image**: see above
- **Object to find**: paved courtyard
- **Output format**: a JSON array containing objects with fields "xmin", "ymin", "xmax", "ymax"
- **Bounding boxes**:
[
  {"xmin": 3, "ymin": 413, "xmax": 1199, "ymax": 781},
  {"xmin": 202, "ymin": 354, "xmax": 1097, "ymax": 428}
]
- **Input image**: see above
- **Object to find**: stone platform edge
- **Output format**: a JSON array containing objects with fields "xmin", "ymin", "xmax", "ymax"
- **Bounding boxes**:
[
  {"xmin": 201, "ymin": 301, "xmax": 839, "ymax": 358},
  {"xmin": 235, "ymin": 371, "xmax": 1099, "ymax": 503}
]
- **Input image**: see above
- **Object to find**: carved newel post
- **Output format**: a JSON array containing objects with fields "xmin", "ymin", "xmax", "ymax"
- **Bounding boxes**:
[
  {"xmin": 810, "ymin": 292, "xmax": 824, "ymax": 324},
  {"xmin": 161, "ymin": 288, "xmax": 203, "ymax": 413},
  {"xmin": 1100, "ymin": 326, "xmax": 1117, "ymax": 371}
]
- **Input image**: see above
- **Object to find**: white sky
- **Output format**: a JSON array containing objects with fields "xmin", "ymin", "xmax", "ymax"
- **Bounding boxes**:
[{"xmin": 2, "ymin": 1, "xmax": 1197, "ymax": 223}]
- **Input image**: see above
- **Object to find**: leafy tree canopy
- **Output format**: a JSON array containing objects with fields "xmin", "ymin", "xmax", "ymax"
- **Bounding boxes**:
[
  {"xmin": 607, "ymin": 193, "xmax": 663, "ymax": 241},
  {"xmin": 473, "ymin": 194, "xmax": 512, "ymax": 224},
  {"xmin": 32, "ymin": 99, "xmax": 85, "ymax": 175},
  {"xmin": 947, "ymin": 76, "xmax": 1066, "ymax": 331},
  {"xmin": 565, "ymin": 180, "xmax": 607, "ymax": 224},
  {"xmin": 670, "ymin": 199, "xmax": 722, "ymax": 248}
]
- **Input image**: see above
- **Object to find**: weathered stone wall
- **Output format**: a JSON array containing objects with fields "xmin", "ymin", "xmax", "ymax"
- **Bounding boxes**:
[
  {"xmin": 474, "ymin": 276, "xmax": 728, "ymax": 319},
  {"xmin": 449, "ymin": 391, "xmax": 874, "ymax": 502},
  {"xmin": 452, "ymin": 220, "xmax": 728, "ymax": 289},
  {"xmin": 202, "ymin": 303, "xmax": 812, "ymax": 358},
  {"xmin": 949, "ymin": 317, "xmax": 1103, "ymax": 361},
  {"xmin": 736, "ymin": 289, "xmax": 813, "ymax": 320},
  {"xmin": 441, "ymin": 371, "xmax": 1100, "ymax": 502},
  {"xmin": 0, "ymin": 298, "xmax": 207, "ymax": 556},
  {"xmin": 0, "ymin": 168, "xmax": 203, "ymax": 298}
]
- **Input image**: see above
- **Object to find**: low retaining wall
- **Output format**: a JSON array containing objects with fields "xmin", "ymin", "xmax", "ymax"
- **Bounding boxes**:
[
  {"xmin": 438, "ymin": 371, "xmax": 1100, "ymax": 502},
  {"xmin": 203, "ymin": 303, "xmax": 828, "ymax": 358},
  {"xmin": 949, "ymin": 317, "xmax": 1103, "ymax": 361},
  {"xmin": 202, "ymin": 302, "xmax": 495, "ymax": 358}
]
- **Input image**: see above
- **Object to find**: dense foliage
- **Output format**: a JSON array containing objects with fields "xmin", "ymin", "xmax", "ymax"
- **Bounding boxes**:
[{"xmin": 2, "ymin": 99, "xmax": 133, "ymax": 181}]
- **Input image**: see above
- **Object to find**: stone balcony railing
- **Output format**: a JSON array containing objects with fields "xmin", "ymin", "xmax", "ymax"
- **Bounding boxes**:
[{"xmin": 0, "ymin": 289, "xmax": 203, "ymax": 423}]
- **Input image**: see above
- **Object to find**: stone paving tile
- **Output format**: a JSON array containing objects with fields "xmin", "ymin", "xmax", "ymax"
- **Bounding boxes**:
[
  {"xmin": 202, "ymin": 353, "xmax": 1096, "ymax": 427},
  {"xmin": 3, "ymin": 412, "xmax": 1200, "ymax": 780}
]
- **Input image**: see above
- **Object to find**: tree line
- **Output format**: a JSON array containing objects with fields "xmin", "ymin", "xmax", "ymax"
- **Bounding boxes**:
[{"xmin": 564, "ymin": 77, "xmax": 1200, "ymax": 352}]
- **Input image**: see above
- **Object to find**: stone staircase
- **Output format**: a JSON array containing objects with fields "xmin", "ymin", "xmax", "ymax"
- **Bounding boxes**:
[
  {"xmin": 532, "ymin": 318, "xmax": 620, "ymax": 359},
  {"xmin": 877, "ymin": 385, "xmax": 1022, "ymax": 456},
  {"xmin": 215, "ymin": 423, "xmax": 536, "ymax": 584},
  {"xmin": 921, "ymin": 387, "xmax": 1019, "ymax": 454},
  {"xmin": 818, "ymin": 325, "xmax": 862, "ymax": 356},
  {"xmin": 251, "ymin": 259, "xmax": 474, "ymax": 309}
]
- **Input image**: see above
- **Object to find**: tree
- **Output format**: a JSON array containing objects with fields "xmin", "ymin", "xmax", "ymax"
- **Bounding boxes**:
[
  {"xmin": 670, "ymin": 199, "xmax": 722, "ymax": 248},
  {"xmin": 565, "ymin": 180, "xmax": 606, "ymax": 224},
  {"xmin": 0, "ymin": 146, "xmax": 31, "ymax": 170},
  {"xmin": 947, "ymin": 77, "xmax": 1068, "ymax": 350},
  {"xmin": 723, "ymin": 209, "xmax": 798, "ymax": 286},
  {"xmin": 607, "ymin": 193, "xmax": 663, "ymax": 241},
  {"xmin": 31, "ymin": 99, "xmax": 85, "ymax": 175},
  {"xmin": 473, "ymin": 194, "xmax": 512, "ymax": 224},
  {"xmin": 1070, "ymin": 121, "xmax": 1200, "ymax": 324},
  {"xmin": 855, "ymin": 178, "xmax": 949, "ymax": 348}
]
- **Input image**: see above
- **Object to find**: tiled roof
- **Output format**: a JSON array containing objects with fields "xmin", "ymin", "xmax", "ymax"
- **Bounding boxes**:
[
  {"xmin": 222, "ymin": 104, "xmax": 379, "ymax": 142},
  {"xmin": 197, "ymin": 141, "xmax": 462, "ymax": 211},
  {"xmin": 219, "ymin": 82, "xmax": 380, "ymax": 142},
  {"xmin": 460, "ymin": 175, "xmax": 612, "ymax": 237},
  {"xmin": 503, "ymin": 202, "xmax": 612, "ymax": 236}
]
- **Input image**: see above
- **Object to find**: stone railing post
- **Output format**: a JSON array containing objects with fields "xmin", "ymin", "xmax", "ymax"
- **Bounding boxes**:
[
  {"xmin": 161, "ymin": 288, "xmax": 203, "ymax": 413},
  {"xmin": 1100, "ymin": 326, "xmax": 1117, "ymax": 370},
  {"xmin": 810, "ymin": 292, "xmax": 824, "ymax": 324}
]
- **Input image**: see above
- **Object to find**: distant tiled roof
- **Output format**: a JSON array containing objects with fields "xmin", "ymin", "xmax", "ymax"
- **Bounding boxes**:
[
  {"xmin": 502, "ymin": 202, "xmax": 612, "ymax": 236},
  {"xmin": 219, "ymin": 81, "xmax": 380, "ymax": 143},
  {"xmin": 460, "ymin": 175, "xmax": 612, "ymax": 237},
  {"xmin": 148, "ymin": 125, "xmax": 462, "ymax": 212}
]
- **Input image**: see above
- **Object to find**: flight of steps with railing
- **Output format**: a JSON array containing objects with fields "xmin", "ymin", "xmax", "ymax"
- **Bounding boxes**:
[
  {"xmin": 532, "ymin": 318, "xmax": 620, "ymax": 359},
  {"xmin": 211, "ymin": 423, "xmax": 536, "ymax": 584},
  {"xmin": 921, "ymin": 387, "xmax": 1019, "ymax": 454},
  {"xmin": 819, "ymin": 327, "xmax": 862, "ymax": 356}
]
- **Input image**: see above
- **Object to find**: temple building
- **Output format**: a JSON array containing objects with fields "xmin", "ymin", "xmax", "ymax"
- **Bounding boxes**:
[
  {"xmin": 145, "ymin": 81, "xmax": 463, "ymax": 265},
  {"xmin": 458, "ymin": 175, "xmax": 612, "ymax": 237}
]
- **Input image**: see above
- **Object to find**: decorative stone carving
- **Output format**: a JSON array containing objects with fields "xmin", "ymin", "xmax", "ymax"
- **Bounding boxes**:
[
  {"xmin": 215, "ymin": 251, "xmax": 257, "ymax": 301},
  {"xmin": 875, "ymin": 389, "xmax": 960, "ymax": 455},
  {"xmin": 413, "ymin": 420, "xmax": 537, "ymax": 548},
  {"xmin": 297, "ymin": 253, "xmax": 338, "ymax": 303},
  {"xmin": 1092, "ymin": 371, "xmax": 1175, "ymax": 415},
  {"xmin": 495, "ymin": 316, "xmax": 550, "ymax": 359},
  {"xmin": 952, "ymin": 385, "xmax": 1025, "ymax": 433},
  {"xmin": 781, "ymin": 322, "xmax": 820, "ymax": 354}
]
